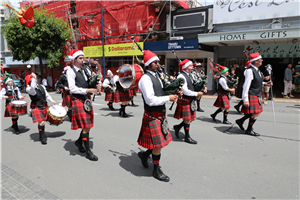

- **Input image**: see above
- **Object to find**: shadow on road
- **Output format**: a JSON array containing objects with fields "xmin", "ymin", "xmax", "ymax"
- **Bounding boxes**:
[
  {"xmin": 101, "ymin": 112, "xmax": 134, "ymax": 118},
  {"xmin": 197, "ymin": 116, "xmax": 223, "ymax": 124},
  {"xmin": 30, "ymin": 131, "xmax": 66, "ymax": 142},
  {"xmin": 108, "ymin": 149, "xmax": 152, "ymax": 177},
  {"xmin": 3, "ymin": 125, "xmax": 30, "ymax": 135},
  {"xmin": 62, "ymin": 138, "xmax": 95, "ymax": 157}
]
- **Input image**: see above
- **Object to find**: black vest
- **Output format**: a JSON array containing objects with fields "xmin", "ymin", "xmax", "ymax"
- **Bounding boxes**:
[
  {"xmin": 248, "ymin": 67, "xmax": 263, "ymax": 97},
  {"xmin": 218, "ymin": 76, "xmax": 230, "ymax": 96},
  {"xmin": 29, "ymin": 84, "xmax": 47, "ymax": 107},
  {"xmin": 181, "ymin": 72, "xmax": 195, "ymax": 98},
  {"xmin": 61, "ymin": 74, "xmax": 69, "ymax": 88},
  {"xmin": 71, "ymin": 66, "xmax": 90, "ymax": 99},
  {"xmin": 142, "ymin": 72, "xmax": 166, "ymax": 113},
  {"xmin": 5, "ymin": 86, "xmax": 19, "ymax": 105},
  {"xmin": 116, "ymin": 81, "xmax": 125, "ymax": 92}
]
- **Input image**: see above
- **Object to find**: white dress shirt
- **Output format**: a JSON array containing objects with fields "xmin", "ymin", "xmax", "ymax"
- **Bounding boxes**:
[
  {"xmin": 0, "ymin": 86, "xmax": 22, "ymax": 99},
  {"xmin": 138, "ymin": 70, "xmax": 169, "ymax": 106},
  {"xmin": 66, "ymin": 65, "xmax": 92, "ymax": 95},
  {"xmin": 112, "ymin": 75, "xmax": 119, "ymax": 85},
  {"xmin": 177, "ymin": 70, "xmax": 198, "ymax": 97},
  {"xmin": 103, "ymin": 77, "xmax": 115, "ymax": 88},
  {"xmin": 242, "ymin": 64, "xmax": 265, "ymax": 102},
  {"xmin": 219, "ymin": 75, "xmax": 229, "ymax": 91},
  {"xmin": 26, "ymin": 79, "xmax": 54, "ymax": 102}
]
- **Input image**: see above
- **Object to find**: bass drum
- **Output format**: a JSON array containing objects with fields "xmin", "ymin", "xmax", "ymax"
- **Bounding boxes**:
[{"xmin": 118, "ymin": 64, "xmax": 144, "ymax": 89}]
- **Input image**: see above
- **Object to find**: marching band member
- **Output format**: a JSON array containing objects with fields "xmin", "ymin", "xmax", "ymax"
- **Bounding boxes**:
[
  {"xmin": 1, "ymin": 78, "xmax": 23, "ymax": 134},
  {"xmin": 210, "ymin": 64, "xmax": 235, "ymax": 124},
  {"xmin": 236, "ymin": 52, "xmax": 272, "ymax": 136},
  {"xmin": 194, "ymin": 62, "xmax": 207, "ymax": 112},
  {"xmin": 113, "ymin": 70, "xmax": 130, "ymax": 117},
  {"xmin": 103, "ymin": 70, "xmax": 116, "ymax": 110},
  {"xmin": 137, "ymin": 50, "xmax": 178, "ymax": 182},
  {"xmin": 26, "ymin": 73, "xmax": 56, "ymax": 144},
  {"xmin": 57, "ymin": 65, "xmax": 73, "ymax": 121},
  {"xmin": 67, "ymin": 49, "xmax": 100, "ymax": 161},
  {"xmin": 173, "ymin": 59, "xmax": 203, "ymax": 144},
  {"xmin": 128, "ymin": 88, "xmax": 136, "ymax": 106}
]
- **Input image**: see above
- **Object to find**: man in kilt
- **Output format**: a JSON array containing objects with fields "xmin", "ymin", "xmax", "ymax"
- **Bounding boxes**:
[
  {"xmin": 1, "ymin": 78, "xmax": 23, "ymax": 134},
  {"xmin": 173, "ymin": 59, "xmax": 203, "ymax": 144},
  {"xmin": 194, "ymin": 62, "xmax": 207, "ymax": 112},
  {"xmin": 128, "ymin": 88, "xmax": 137, "ymax": 106},
  {"xmin": 137, "ymin": 50, "xmax": 178, "ymax": 182},
  {"xmin": 56, "ymin": 65, "xmax": 73, "ymax": 121},
  {"xmin": 113, "ymin": 71, "xmax": 130, "ymax": 117},
  {"xmin": 26, "ymin": 73, "xmax": 57, "ymax": 144},
  {"xmin": 67, "ymin": 49, "xmax": 100, "ymax": 161},
  {"xmin": 234, "ymin": 61, "xmax": 251, "ymax": 113},
  {"xmin": 210, "ymin": 64, "xmax": 235, "ymax": 124},
  {"xmin": 103, "ymin": 70, "xmax": 116, "ymax": 110},
  {"xmin": 236, "ymin": 52, "xmax": 272, "ymax": 136}
]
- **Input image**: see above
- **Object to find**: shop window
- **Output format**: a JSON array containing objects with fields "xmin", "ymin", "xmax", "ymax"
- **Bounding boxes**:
[
  {"xmin": 1, "ymin": 17, "xmax": 5, "ymax": 22},
  {"xmin": 1, "ymin": 10, "xmax": 4, "ymax": 15}
]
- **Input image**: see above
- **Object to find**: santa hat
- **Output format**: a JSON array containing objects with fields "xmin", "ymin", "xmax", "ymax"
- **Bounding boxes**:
[
  {"xmin": 245, "ymin": 61, "xmax": 251, "ymax": 68},
  {"xmin": 107, "ymin": 70, "xmax": 112, "ymax": 76},
  {"xmin": 5, "ymin": 77, "xmax": 13, "ymax": 85},
  {"xmin": 25, "ymin": 74, "xmax": 33, "ymax": 86},
  {"xmin": 144, "ymin": 50, "xmax": 159, "ymax": 66},
  {"xmin": 179, "ymin": 59, "xmax": 193, "ymax": 70},
  {"xmin": 249, "ymin": 52, "xmax": 262, "ymax": 62},
  {"xmin": 194, "ymin": 62, "xmax": 201, "ymax": 67},
  {"xmin": 70, "ymin": 49, "xmax": 84, "ymax": 60}
]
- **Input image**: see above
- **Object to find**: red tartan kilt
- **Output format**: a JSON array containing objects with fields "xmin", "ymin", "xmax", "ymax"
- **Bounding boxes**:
[
  {"xmin": 105, "ymin": 90, "xmax": 114, "ymax": 102},
  {"xmin": 30, "ymin": 104, "xmax": 48, "ymax": 123},
  {"xmin": 173, "ymin": 98, "xmax": 196, "ymax": 121},
  {"xmin": 213, "ymin": 94, "xmax": 230, "ymax": 108},
  {"xmin": 114, "ymin": 90, "xmax": 130, "ymax": 103},
  {"xmin": 4, "ymin": 104, "xmax": 17, "ymax": 117},
  {"xmin": 62, "ymin": 91, "xmax": 72, "ymax": 108},
  {"xmin": 71, "ymin": 99, "xmax": 94, "ymax": 130},
  {"xmin": 241, "ymin": 95, "xmax": 263, "ymax": 114},
  {"xmin": 138, "ymin": 111, "xmax": 172, "ymax": 149},
  {"xmin": 129, "ymin": 88, "xmax": 136, "ymax": 96}
]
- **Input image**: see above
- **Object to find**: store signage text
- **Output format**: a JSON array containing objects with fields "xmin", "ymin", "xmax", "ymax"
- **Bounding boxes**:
[
  {"xmin": 220, "ymin": 31, "xmax": 288, "ymax": 41},
  {"xmin": 168, "ymin": 42, "xmax": 182, "ymax": 49},
  {"xmin": 245, "ymin": 44, "xmax": 300, "ymax": 58}
]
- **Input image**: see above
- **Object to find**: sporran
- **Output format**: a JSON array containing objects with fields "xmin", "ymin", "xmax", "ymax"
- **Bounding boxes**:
[
  {"xmin": 83, "ymin": 99, "xmax": 93, "ymax": 112},
  {"xmin": 160, "ymin": 118, "xmax": 170, "ymax": 136},
  {"xmin": 190, "ymin": 100, "xmax": 197, "ymax": 112}
]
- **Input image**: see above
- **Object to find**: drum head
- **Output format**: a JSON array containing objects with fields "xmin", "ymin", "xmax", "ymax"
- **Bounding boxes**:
[
  {"xmin": 118, "ymin": 64, "xmax": 134, "ymax": 89},
  {"xmin": 11, "ymin": 100, "xmax": 27, "ymax": 105},
  {"xmin": 49, "ymin": 105, "xmax": 67, "ymax": 117}
]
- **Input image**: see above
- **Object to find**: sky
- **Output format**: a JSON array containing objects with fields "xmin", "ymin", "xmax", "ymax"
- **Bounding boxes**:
[
  {"xmin": 198, "ymin": 0, "xmax": 214, "ymax": 6},
  {"xmin": 10, "ymin": 0, "xmax": 22, "ymax": 9}
]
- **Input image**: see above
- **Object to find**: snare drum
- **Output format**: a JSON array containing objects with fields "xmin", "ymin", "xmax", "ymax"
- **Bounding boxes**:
[
  {"xmin": 46, "ymin": 105, "xmax": 67, "ymax": 126},
  {"xmin": 118, "ymin": 64, "xmax": 144, "ymax": 89},
  {"xmin": 10, "ymin": 100, "xmax": 28, "ymax": 116}
]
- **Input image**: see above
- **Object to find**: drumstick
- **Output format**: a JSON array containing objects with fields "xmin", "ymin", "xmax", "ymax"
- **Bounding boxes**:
[{"xmin": 18, "ymin": 95, "xmax": 26, "ymax": 100}]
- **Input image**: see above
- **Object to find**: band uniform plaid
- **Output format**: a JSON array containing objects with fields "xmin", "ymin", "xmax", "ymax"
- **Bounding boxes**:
[
  {"xmin": 129, "ymin": 88, "xmax": 136, "ymax": 97},
  {"xmin": 138, "ymin": 111, "xmax": 172, "ymax": 150},
  {"xmin": 213, "ymin": 94, "xmax": 230, "ymax": 108},
  {"xmin": 71, "ymin": 98, "xmax": 94, "ymax": 130},
  {"xmin": 62, "ymin": 91, "xmax": 72, "ymax": 108},
  {"xmin": 241, "ymin": 95, "xmax": 263, "ymax": 114},
  {"xmin": 114, "ymin": 90, "xmax": 130, "ymax": 103},
  {"xmin": 174, "ymin": 97, "xmax": 196, "ymax": 121},
  {"xmin": 104, "ymin": 88, "xmax": 114, "ymax": 102},
  {"xmin": 4, "ymin": 103, "xmax": 17, "ymax": 117},
  {"xmin": 30, "ymin": 103, "xmax": 48, "ymax": 123}
]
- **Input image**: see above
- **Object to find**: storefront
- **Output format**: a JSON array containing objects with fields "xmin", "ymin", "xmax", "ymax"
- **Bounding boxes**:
[{"xmin": 144, "ymin": 39, "xmax": 214, "ymax": 88}]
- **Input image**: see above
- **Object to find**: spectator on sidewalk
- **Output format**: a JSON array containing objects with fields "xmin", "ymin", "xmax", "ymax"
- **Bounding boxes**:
[
  {"xmin": 42, "ymin": 76, "xmax": 48, "ymax": 90},
  {"xmin": 291, "ymin": 67, "xmax": 300, "ymax": 97},
  {"xmin": 47, "ymin": 74, "xmax": 53, "ymax": 91},
  {"xmin": 282, "ymin": 63, "xmax": 293, "ymax": 98}
]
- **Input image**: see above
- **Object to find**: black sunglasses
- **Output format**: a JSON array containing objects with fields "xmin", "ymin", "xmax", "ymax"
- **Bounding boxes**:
[{"xmin": 152, "ymin": 61, "xmax": 160, "ymax": 64}]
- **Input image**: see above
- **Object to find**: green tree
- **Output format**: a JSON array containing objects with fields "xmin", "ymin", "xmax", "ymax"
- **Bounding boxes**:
[{"xmin": 2, "ymin": 7, "xmax": 72, "ymax": 77}]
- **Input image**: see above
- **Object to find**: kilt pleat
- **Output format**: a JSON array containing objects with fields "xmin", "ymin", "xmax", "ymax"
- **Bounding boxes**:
[
  {"xmin": 105, "ymin": 90, "xmax": 114, "ymax": 102},
  {"xmin": 71, "ymin": 99, "xmax": 93, "ymax": 130},
  {"xmin": 138, "ymin": 111, "xmax": 172, "ymax": 149},
  {"xmin": 213, "ymin": 94, "xmax": 230, "ymax": 108},
  {"xmin": 62, "ymin": 91, "xmax": 72, "ymax": 107},
  {"xmin": 173, "ymin": 97, "xmax": 196, "ymax": 121},
  {"xmin": 4, "ymin": 104, "xmax": 16, "ymax": 117},
  {"xmin": 30, "ymin": 103, "xmax": 48, "ymax": 123},
  {"xmin": 114, "ymin": 90, "xmax": 130, "ymax": 102},
  {"xmin": 241, "ymin": 95, "xmax": 263, "ymax": 114}
]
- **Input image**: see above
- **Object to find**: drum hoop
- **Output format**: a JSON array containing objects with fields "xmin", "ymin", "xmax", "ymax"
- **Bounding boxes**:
[
  {"xmin": 47, "ymin": 106, "xmax": 67, "ymax": 120},
  {"xmin": 10, "ymin": 102, "xmax": 28, "ymax": 107},
  {"xmin": 118, "ymin": 64, "xmax": 143, "ymax": 89}
]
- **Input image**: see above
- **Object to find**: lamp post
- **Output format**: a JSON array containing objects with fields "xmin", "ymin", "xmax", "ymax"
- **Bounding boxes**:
[{"xmin": 87, "ymin": 8, "xmax": 106, "ymax": 79}]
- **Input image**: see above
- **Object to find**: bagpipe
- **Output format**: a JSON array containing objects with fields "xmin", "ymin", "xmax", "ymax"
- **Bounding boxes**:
[
  {"xmin": 82, "ymin": 59, "xmax": 102, "ymax": 89},
  {"xmin": 131, "ymin": 37, "xmax": 184, "ymax": 95},
  {"xmin": 191, "ymin": 54, "xmax": 208, "ymax": 92}
]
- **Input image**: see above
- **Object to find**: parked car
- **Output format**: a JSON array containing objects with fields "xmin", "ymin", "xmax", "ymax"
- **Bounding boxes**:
[{"xmin": 10, "ymin": 74, "xmax": 23, "ymax": 90}]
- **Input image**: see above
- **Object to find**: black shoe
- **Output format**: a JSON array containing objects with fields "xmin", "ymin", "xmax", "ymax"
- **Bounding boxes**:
[
  {"xmin": 184, "ymin": 137, "xmax": 198, "ymax": 144},
  {"xmin": 245, "ymin": 130, "xmax": 260, "ymax": 137},
  {"xmin": 75, "ymin": 140, "xmax": 86, "ymax": 153},
  {"xmin": 173, "ymin": 125, "xmax": 180, "ymax": 139},
  {"xmin": 109, "ymin": 106, "xmax": 115, "ymax": 111},
  {"xmin": 13, "ymin": 125, "xmax": 20, "ymax": 135},
  {"xmin": 122, "ymin": 112, "xmax": 128, "ymax": 118},
  {"xmin": 40, "ymin": 136, "xmax": 47, "ymax": 145},
  {"xmin": 153, "ymin": 166, "xmax": 170, "ymax": 182},
  {"xmin": 234, "ymin": 105, "xmax": 241, "ymax": 113},
  {"xmin": 86, "ymin": 150, "xmax": 98, "ymax": 161},
  {"xmin": 210, "ymin": 114, "xmax": 216, "ymax": 121},
  {"xmin": 235, "ymin": 119, "xmax": 245, "ymax": 131},
  {"xmin": 138, "ymin": 152, "xmax": 149, "ymax": 168},
  {"xmin": 197, "ymin": 108, "xmax": 204, "ymax": 112},
  {"xmin": 223, "ymin": 120, "xmax": 232, "ymax": 124}
]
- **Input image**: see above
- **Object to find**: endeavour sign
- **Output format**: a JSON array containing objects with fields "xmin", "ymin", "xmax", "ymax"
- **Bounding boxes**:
[
  {"xmin": 245, "ymin": 44, "xmax": 300, "ymax": 58},
  {"xmin": 213, "ymin": 0, "xmax": 300, "ymax": 24}
]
